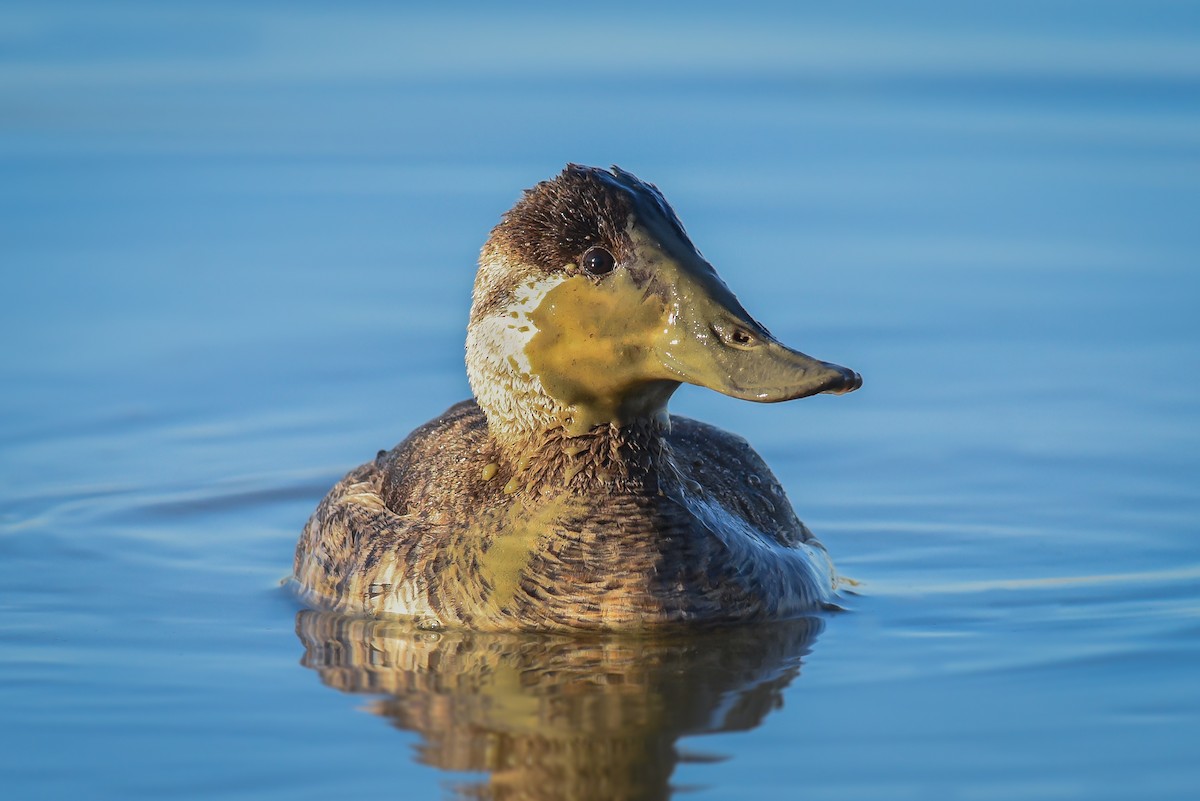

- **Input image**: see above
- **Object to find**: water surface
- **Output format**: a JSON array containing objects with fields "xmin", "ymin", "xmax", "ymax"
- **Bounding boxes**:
[{"xmin": 2, "ymin": 2, "xmax": 1198, "ymax": 799}]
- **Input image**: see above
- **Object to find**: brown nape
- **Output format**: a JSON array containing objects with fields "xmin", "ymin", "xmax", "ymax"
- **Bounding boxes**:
[{"xmin": 487, "ymin": 165, "xmax": 635, "ymax": 274}]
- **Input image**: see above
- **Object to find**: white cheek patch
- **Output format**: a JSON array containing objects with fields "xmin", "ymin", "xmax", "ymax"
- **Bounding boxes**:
[
  {"xmin": 471, "ymin": 273, "xmax": 565, "ymax": 376},
  {"xmin": 466, "ymin": 268, "xmax": 568, "ymax": 431}
]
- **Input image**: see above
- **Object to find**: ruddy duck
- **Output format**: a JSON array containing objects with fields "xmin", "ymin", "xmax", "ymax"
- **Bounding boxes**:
[{"xmin": 294, "ymin": 165, "xmax": 861, "ymax": 631}]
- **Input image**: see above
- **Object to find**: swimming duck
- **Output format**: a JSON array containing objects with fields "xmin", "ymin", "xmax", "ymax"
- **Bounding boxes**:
[{"xmin": 294, "ymin": 165, "xmax": 861, "ymax": 632}]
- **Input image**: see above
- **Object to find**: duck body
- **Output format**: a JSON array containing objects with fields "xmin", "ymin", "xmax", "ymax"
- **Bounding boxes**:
[
  {"xmin": 296, "ymin": 401, "xmax": 835, "ymax": 630},
  {"xmin": 295, "ymin": 165, "xmax": 861, "ymax": 632}
]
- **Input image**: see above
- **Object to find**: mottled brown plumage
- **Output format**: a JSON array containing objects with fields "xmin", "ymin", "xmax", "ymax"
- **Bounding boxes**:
[
  {"xmin": 294, "ymin": 165, "xmax": 861, "ymax": 632},
  {"xmin": 296, "ymin": 400, "xmax": 831, "ymax": 630}
]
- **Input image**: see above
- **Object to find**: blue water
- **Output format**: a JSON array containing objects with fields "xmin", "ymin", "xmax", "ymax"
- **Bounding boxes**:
[{"xmin": 3, "ymin": 2, "xmax": 1199, "ymax": 799}]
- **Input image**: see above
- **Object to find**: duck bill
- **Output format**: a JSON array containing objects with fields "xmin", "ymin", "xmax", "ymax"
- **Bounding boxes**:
[
  {"xmin": 681, "ymin": 336, "xmax": 862, "ymax": 402},
  {"xmin": 652, "ymin": 256, "xmax": 862, "ymax": 403}
]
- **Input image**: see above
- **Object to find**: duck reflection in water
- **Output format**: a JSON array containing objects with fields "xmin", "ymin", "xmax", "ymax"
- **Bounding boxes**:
[{"xmin": 296, "ymin": 610, "xmax": 823, "ymax": 801}]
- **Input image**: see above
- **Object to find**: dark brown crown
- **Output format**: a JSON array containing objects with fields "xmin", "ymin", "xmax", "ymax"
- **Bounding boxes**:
[{"xmin": 487, "ymin": 164, "xmax": 692, "ymax": 273}]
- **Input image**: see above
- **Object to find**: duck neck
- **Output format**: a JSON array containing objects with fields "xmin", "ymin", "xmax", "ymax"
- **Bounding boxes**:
[
  {"xmin": 466, "ymin": 353, "xmax": 678, "ymax": 493},
  {"xmin": 467, "ymin": 352, "xmax": 678, "ymax": 493}
]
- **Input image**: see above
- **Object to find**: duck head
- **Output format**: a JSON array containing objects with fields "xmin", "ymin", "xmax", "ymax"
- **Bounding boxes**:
[{"xmin": 466, "ymin": 165, "xmax": 861, "ymax": 445}]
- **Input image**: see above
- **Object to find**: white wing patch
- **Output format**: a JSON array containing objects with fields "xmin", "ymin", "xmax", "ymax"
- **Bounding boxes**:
[{"xmin": 373, "ymin": 561, "xmax": 438, "ymax": 619}]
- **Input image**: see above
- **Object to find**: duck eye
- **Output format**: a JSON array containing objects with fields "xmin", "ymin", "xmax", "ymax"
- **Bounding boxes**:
[{"xmin": 580, "ymin": 246, "xmax": 616, "ymax": 276}]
